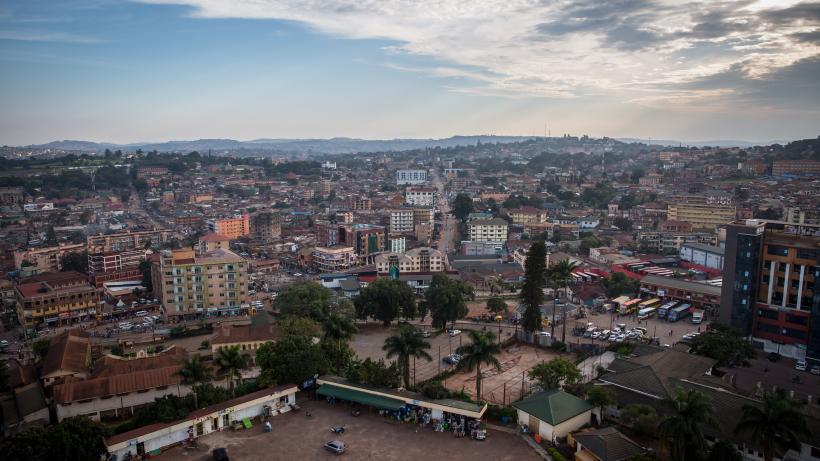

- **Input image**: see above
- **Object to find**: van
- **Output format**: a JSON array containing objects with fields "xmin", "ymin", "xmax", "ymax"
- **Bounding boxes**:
[{"xmin": 135, "ymin": 310, "xmax": 148, "ymax": 317}]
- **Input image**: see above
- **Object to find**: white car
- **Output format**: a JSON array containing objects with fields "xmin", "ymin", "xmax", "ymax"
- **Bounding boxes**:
[
  {"xmin": 448, "ymin": 329, "xmax": 462, "ymax": 337},
  {"xmin": 591, "ymin": 331, "xmax": 601, "ymax": 339},
  {"xmin": 135, "ymin": 310, "xmax": 148, "ymax": 317},
  {"xmin": 795, "ymin": 360, "xmax": 807, "ymax": 371},
  {"xmin": 120, "ymin": 324, "xmax": 133, "ymax": 331}
]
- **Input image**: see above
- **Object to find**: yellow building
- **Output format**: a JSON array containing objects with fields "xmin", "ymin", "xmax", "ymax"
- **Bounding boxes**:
[
  {"xmin": 509, "ymin": 207, "xmax": 547, "ymax": 225},
  {"xmin": 16, "ymin": 272, "xmax": 99, "ymax": 328},
  {"xmin": 667, "ymin": 203, "xmax": 735, "ymax": 230}
]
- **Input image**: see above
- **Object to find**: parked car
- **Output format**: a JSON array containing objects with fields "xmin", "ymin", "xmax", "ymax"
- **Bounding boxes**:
[
  {"xmin": 448, "ymin": 329, "xmax": 462, "ymax": 337},
  {"xmin": 135, "ymin": 310, "xmax": 148, "ymax": 317},
  {"xmin": 421, "ymin": 330, "xmax": 431, "ymax": 338},
  {"xmin": 591, "ymin": 331, "xmax": 601, "ymax": 339},
  {"xmin": 212, "ymin": 448, "xmax": 230, "ymax": 461},
  {"xmin": 443, "ymin": 354, "xmax": 462, "ymax": 365},
  {"xmin": 795, "ymin": 360, "xmax": 808, "ymax": 371},
  {"xmin": 811, "ymin": 365, "xmax": 820, "ymax": 376},
  {"xmin": 324, "ymin": 440, "xmax": 346, "ymax": 455}
]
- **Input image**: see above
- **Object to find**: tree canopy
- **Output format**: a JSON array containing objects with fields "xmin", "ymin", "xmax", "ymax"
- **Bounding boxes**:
[
  {"xmin": 0, "ymin": 417, "xmax": 109, "ymax": 461},
  {"xmin": 528, "ymin": 357, "xmax": 582, "ymax": 390},
  {"xmin": 520, "ymin": 241, "xmax": 547, "ymax": 333},
  {"xmin": 273, "ymin": 281, "xmax": 334, "ymax": 321},
  {"xmin": 688, "ymin": 323, "xmax": 756, "ymax": 367},
  {"xmin": 452, "ymin": 193, "xmax": 474, "ymax": 221},
  {"xmin": 256, "ymin": 336, "xmax": 329, "ymax": 386},
  {"xmin": 425, "ymin": 273, "xmax": 473, "ymax": 329},
  {"xmin": 353, "ymin": 278, "xmax": 417, "ymax": 326},
  {"xmin": 600, "ymin": 272, "xmax": 640, "ymax": 298}
]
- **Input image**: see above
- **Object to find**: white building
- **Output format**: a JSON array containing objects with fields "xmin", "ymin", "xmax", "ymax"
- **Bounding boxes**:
[
  {"xmin": 389, "ymin": 236, "xmax": 406, "ymax": 253},
  {"xmin": 396, "ymin": 169, "xmax": 428, "ymax": 185},
  {"xmin": 375, "ymin": 247, "xmax": 448, "ymax": 274},
  {"xmin": 312, "ymin": 246, "xmax": 357, "ymax": 273},
  {"xmin": 468, "ymin": 218, "xmax": 508, "ymax": 242},
  {"xmin": 405, "ymin": 187, "xmax": 436, "ymax": 207},
  {"xmin": 678, "ymin": 243, "xmax": 724, "ymax": 270},
  {"xmin": 512, "ymin": 390, "xmax": 594, "ymax": 443},
  {"xmin": 390, "ymin": 209, "xmax": 415, "ymax": 233}
]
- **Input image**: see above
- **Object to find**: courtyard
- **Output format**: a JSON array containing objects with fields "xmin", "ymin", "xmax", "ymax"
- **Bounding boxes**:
[{"xmin": 151, "ymin": 398, "xmax": 540, "ymax": 461}]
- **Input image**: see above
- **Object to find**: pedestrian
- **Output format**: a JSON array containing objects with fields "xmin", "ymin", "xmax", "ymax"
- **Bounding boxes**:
[{"xmin": 669, "ymin": 329, "xmax": 673, "ymax": 337}]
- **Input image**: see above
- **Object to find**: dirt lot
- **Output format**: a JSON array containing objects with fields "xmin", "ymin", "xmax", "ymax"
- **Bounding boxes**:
[
  {"xmin": 444, "ymin": 344, "xmax": 558, "ymax": 405},
  {"xmin": 151, "ymin": 398, "xmax": 540, "ymax": 461}
]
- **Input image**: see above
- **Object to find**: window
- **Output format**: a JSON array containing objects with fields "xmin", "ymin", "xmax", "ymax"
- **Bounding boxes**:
[{"xmin": 767, "ymin": 245, "xmax": 788, "ymax": 256}]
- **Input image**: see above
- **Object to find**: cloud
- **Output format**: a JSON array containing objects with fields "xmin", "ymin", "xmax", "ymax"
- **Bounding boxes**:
[
  {"xmin": 135, "ymin": 0, "xmax": 819, "ymax": 109},
  {"xmin": 0, "ymin": 30, "xmax": 104, "ymax": 44}
]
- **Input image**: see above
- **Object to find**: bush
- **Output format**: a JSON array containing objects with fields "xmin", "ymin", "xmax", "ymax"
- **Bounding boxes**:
[
  {"xmin": 547, "ymin": 447, "xmax": 567, "ymax": 461},
  {"xmin": 199, "ymin": 340, "xmax": 210, "ymax": 350},
  {"xmin": 418, "ymin": 380, "xmax": 450, "ymax": 400},
  {"xmin": 170, "ymin": 323, "xmax": 213, "ymax": 338},
  {"xmin": 485, "ymin": 404, "xmax": 516, "ymax": 422}
]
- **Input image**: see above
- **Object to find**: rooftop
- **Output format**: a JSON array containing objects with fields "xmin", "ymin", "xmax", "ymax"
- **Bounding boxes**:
[{"xmin": 512, "ymin": 389, "xmax": 593, "ymax": 425}]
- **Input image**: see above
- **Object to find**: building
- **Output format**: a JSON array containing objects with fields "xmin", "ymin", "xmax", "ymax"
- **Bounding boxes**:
[
  {"xmin": 250, "ymin": 211, "xmax": 281, "ymax": 242},
  {"xmin": 573, "ymin": 427, "xmax": 645, "ymax": 461},
  {"xmin": 197, "ymin": 233, "xmax": 231, "ymax": 253},
  {"xmin": 396, "ymin": 169, "xmax": 428, "ymax": 185},
  {"xmin": 667, "ymin": 203, "xmax": 736, "ymax": 230},
  {"xmin": 512, "ymin": 390, "xmax": 594, "ymax": 443},
  {"xmin": 721, "ymin": 220, "xmax": 820, "ymax": 363},
  {"xmin": 635, "ymin": 231, "xmax": 717, "ymax": 253},
  {"xmin": 351, "ymin": 197, "xmax": 372, "ymax": 211},
  {"xmin": 152, "ymin": 247, "xmax": 249, "ymax": 320},
  {"xmin": 509, "ymin": 207, "xmax": 547, "ymax": 225},
  {"xmin": 405, "ymin": 187, "xmax": 436, "ymax": 207},
  {"xmin": 312, "ymin": 246, "xmax": 357, "ymax": 273},
  {"xmin": 390, "ymin": 209, "xmax": 415, "ymax": 233},
  {"xmin": 772, "ymin": 159, "xmax": 820, "ymax": 176},
  {"xmin": 415, "ymin": 222, "xmax": 433, "ymax": 245},
  {"xmin": 211, "ymin": 322, "xmax": 276, "ymax": 355},
  {"xmin": 15, "ymin": 272, "xmax": 99, "ymax": 329},
  {"xmin": 0, "ymin": 382, "xmax": 49, "ymax": 437},
  {"xmin": 375, "ymin": 247, "xmax": 448, "ymax": 274},
  {"xmin": 638, "ymin": 173, "xmax": 662, "ymax": 186},
  {"xmin": 412, "ymin": 207, "xmax": 434, "ymax": 228},
  {"xmin": 40, "ymin": 329, "xmax": 91, "ymax": 386},
  {"xmin": 678, "ymin": 243, "xmax": 725, "ymax": 271},
  {"xmin": 659, "ymin": 220, "xmax": 693, "ymax": 233},
  {"xmin": 87, "ymin": 248, "xmax": 147, "ymax": 288},
  {"xmin": 389, "ymin": 236, "xmax": 406, "ymax": 254},
  {"xmin": 207, "ymin": 214, "xmax": 250, "ymax": 239},
  {"xmin": 0, "ymin": 186, "xmax": 25, "ymax": 205},
  {"xmin": 136, "ymin": 166, "xmax": 169, "ymax": 179},
  {"xmin": 87, "ymin": 229, "xmax": 172, "ymax": 253},
  {"xmin": 13, "ymin": 243, "xmax": 86, "ymax": 273},
  {"xmin": 468, "ymin": 218, "xmax": 508, "ymax": 242},
  {"xmin": 339, "ymin": 223, "xmax": 387, "ymax": 259},
  {"xmin": 640, "ymin": 274, "xmax": 722, "ymax": 314}
]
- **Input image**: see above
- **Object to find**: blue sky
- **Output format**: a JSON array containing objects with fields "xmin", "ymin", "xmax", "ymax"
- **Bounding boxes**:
[{"xmin": 1, "ymin": 0, "xmax": 818, "ymax": 145}]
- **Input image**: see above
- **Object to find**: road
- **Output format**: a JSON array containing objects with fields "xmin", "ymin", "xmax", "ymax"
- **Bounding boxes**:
[
  {"xmin": 129, "ymin": 182, "xmax": 164, "ymax": 230},
  {"xmin": 431, "ymin": 168, "xmax": 457, "ymax": 254}
]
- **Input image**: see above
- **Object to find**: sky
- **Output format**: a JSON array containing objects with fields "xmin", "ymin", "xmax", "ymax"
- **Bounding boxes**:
[{"xmin": 0, "ymin": 0, "xmax": 818, "ymax": 145}]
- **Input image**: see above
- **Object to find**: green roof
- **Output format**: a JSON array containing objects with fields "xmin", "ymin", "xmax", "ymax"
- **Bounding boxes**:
[
  {"xmin": 317, "ymin": 384, "xmax": 405, "ymax": 411},
  {"xmin": 512, "ymin": 389, "xmax": 593, "ymax": 425}
]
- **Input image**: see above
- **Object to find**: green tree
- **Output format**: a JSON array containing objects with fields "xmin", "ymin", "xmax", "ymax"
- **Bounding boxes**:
[
  {"xmin": 549, "ymin": 259, "xmax": 579, "ymax": 342},
  {"xmin": 528, "ymin": 358, "xmax": 582, "ymax": 390},
  {"xmin": 579, "ymin": 235, "xmax": 602, "ymax": 256},
  {"xmin": 586, "ymin": 386, "xmax": 617, "ymax": 425},
  {"xmin": 175, "ymin": 355, "xmax": 212, "ymax": 409},
  {"xmin": 353, "ymin": 278, "xmax": 417, "ymax": 325},
  {"xmin": 215, "ymin": 345, "xmax": 250, "ymax": 393},
  {"xmin": 600, "ymin": 272, "xmax": 640, "ymax": 298},
  {"xmin": 486, "ymin": 297, "xmax": 507, "ymax": 315},
  {"xmin": 257, "ymin": 336, "xmax": 329, "ymax": 386},
  {"xmin": 620, "ymin": 404, "xmax": 659, "ymax": 438},
  {"xmin": 612, "ymin": 216, "xmax": 633, "ymax": 231},
  {"xmin": 382, "ymin": 324, "xmax": 432, "ymax": 388},
  {"xmin": 273, "ymin": 281, "xmax": 333, "ymax": 320},
  {"xmin": 59, "ymin": 251, "xmax": 88, "ymax": 273},
  {"xmin": 452, "ymin": 193, "xmax": 474, "ymax": 221},
  {"xmin": 735, "ymin": 392, "xmax": 809, "ymax": 461},
  {"xmin": 32, "ymin": 339, "xmax": 50, "ymax": 360},
  {"xmin": 455, "ymin": 330, "xmax": 502, "ymax": 400},
  {"xmin": 321, "ymin": 313, "xmax": 358, "ymax": 372},
  {"xmin": 707, "ymin": 440, "xmax": 742, "ymax": 461},
  {"xmin": 345, "ymin": 357, "xmax": 401, "ymax": 388},
  {"xmin": 658, "ymin": 387, "xmax": 717, "ymax": 461},
  {"xmin": 689, "ymin": 323, "xmax": 756, "ymax": 367},
  {"xmin": 139, "ymin": 259, "xmax": 153, "ymax": 293},
  {"xmin": 520, "ymin": 241, "xmax": 547, "ymax": 333},
  {"xmin": 276, "ymin": 316, "xmax": 322, "ymax": 338},
  {"xmin": 0, "ymin": 416, "xmax": 109, "ymax": 461},
  {"xmin": 425, "ymin": 273, "xmax": 473, "ymax": 329}
]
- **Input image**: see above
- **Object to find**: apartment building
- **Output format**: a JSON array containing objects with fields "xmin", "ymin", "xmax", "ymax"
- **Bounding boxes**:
[
  {"xmin": 396, "ymin": 169, "xmax": 428, "ymax": 185},
  {"xmin": 312, "ymin": 246, "xmax": 357, "ymax": 273},
  {"xmin": 468, "ymin": 218, "xmax": 509, "ymax": 242},
  {"xmin": 87, "ymin": 248, "xmax": 147, "ymax": 288},
  {"xmin": 721, "ymin": 220, "xmax": 820, "ymax": 363},
  {"xmin": 351, "ymin": 197, "xmax": 372, "ymax": 211},
  {"xmin": 405, "ymin": 187, "xmax": 436, "ymax": 207},
  {"xmin": 0, "ymin": 186, "xmax": 25, "ymax": 205},
  {"xmin": 14, "ymin": 243, "xmax": 86, "ymax": 272},
  {"xmin": 207, "ymin": 214, "xmax": 250, "ymax": 239},
  {"xmin": 508, "ymin": 207, "xmax": 547, "ymax": 225},
  {"xmin": 152, "ymin": 247, "xmax": 249, "ymax": 320},
  {"xmin": 250, "ymin": 211, "xmax": 281, "ymax": 242},
  {"xmin": 389, "ymin": 209, "xmax": 415, "ymax": 233},
  {"xmin": 87, "ymin": 229, "xmax": 172, "ymax": 253},
  {"xmin": 772, "ymin": 159, "xmax": 820, "ymax": 176},
  {"xmin": 15, "ymin": 272, "xmax": 99, "ymax": 329},
  {"xmin": 667, "ymin": 203, "xmax": 736, "ymax": 230},
  {"xmin": 375, "ymin": 247, "xmax": 447, "ymax": 274}
]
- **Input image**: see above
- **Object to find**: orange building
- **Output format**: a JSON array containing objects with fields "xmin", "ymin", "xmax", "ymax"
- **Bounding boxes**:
[{"xmin": 207, "ymin": 214, "xmax": 250, "ymax": 239}]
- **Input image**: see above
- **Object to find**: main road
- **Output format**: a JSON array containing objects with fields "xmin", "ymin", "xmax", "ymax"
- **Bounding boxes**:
[{"xmin": 431, "ymin": 168, "xmax": 458, "ymax": 255}]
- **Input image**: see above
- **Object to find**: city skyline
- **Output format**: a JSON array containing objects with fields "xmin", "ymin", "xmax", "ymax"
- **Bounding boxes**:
[{"xmin": 1, "ymin": 0, "xmax": 819, "ymax": 145}]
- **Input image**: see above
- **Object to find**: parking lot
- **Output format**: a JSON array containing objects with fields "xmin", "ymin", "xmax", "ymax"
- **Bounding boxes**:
[
  {"xmin": 151, "ymin": 398, "xmax": 540, "ymax": 461},
  {"xmin": 574, "ymin": 309, "xmax": 710, "ymax": 346}
]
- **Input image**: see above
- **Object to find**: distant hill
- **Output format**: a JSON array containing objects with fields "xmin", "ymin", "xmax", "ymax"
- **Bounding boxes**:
[{"xmin": 616, "ymin": 138, "xmax": 791, "ymax": 148}]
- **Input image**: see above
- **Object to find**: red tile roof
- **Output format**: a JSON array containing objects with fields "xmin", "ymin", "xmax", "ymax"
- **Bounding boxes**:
[{"xmin": 41, "ymin": 329, "xmax": 90, "ymax": 377}]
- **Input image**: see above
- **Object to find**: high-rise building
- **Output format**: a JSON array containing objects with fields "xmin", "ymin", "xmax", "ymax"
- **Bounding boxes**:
[
  {"xmin": 87, "ymin": 229, "xmax": 172, "ymax": 253},
  {"xmin": 390, "ymin": 209, "xmax": 415, "ymax": 234},
  {"xmin": 396, "ymin": 169, "xmax": 428, "ymax": 185},
  {"xmin": 250, "ymin": 211, "xmax": 281, "ymax": 243},
  {"xmin": 15, "ymin": 272, "xmax": 99, "ymax": 328},
  {"xmin": 721, "ymin": 220, "xmax": 820, "ymax": 363},
  {"xmin": 468, "ymin": 218, "xmax": 509, "ymax": 242},
  {"xmin": 87, "ymin": 248, "xmax": 148, "ymax": 288},
  {"xmin": 405, "ymin": 187, "xmax": 436, "ymax": 207},
  {"xmin": 206, "ymin": 214, "xmax": 250, "ymax": 240}
]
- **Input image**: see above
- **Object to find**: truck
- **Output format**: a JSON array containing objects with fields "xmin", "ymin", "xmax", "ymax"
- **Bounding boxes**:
[
  {"xmin": 691, "ymin": 310, "xmax": 704, "ymax": 324},
  {"xmin": 668, "ymin": 304, "xmax": 692, "ymax": 322}
]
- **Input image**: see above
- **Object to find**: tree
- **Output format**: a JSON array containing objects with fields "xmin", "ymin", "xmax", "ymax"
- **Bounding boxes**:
[
  {"xmin": 215, "ymin": 346, "xmax": 250, "ymax": 393},
  {"xmin": 175, "ymin": 355, "xmax": 212, "ymax": 409},
  {"xmin": 621, "ymin": 404, "xmax": 659, "ymax": 438},
  {"xmin": 754, "ymin": 208, "xmax": 781, "ymax": 220},
  {"xmin": 452, "ymin": 193, "xmax": 474, "ymax": 221},
  {"xmin": 735, "ymin": 392, "xmax": 809, "ymax": 461},
  {"xmin": 0, "ymin": 416, "xmax": 109, "ymax": 461},
  {"xmin": 32, "ymin": 339, "xmax": 50, "ymax": 360},
  {"xmin": 59, "ymin": 251, "xmax": 88, "ymax": 273},
  {"xmin": 257, "ymin": 336, "xmax": 329, "ymax": 386},
  {"xmin": 455, "ymin": 330, "xmax": 502, "ymax": 400},
  {"xmin": 346, "ymin": 357, "xmax": 401, "ymax": 388},
  {"xmin": 433, "ymin": 276, "xmax": 473, "ymax": 328},
  {"xmin": 579, "ymin": 235, "xmax": 602, "ymax": 256},
  {"xmin": 612, "ymin": 216, "xmax": 633, "ymax": 231},
  {"xmin": 353, "ymin": 278, "xmax": 417, "ymax": 326},
  {"xmin": 549, "ymin": 259, "xmax": 579, "ymax": 342},
  {"xmin": 321, "ymin": 314, "xmax": 358, "ymax": 372},
  {"xmin": 382, "ymin": 324, "xmax": 432, "ymax": 388},
  {"xmin": 273, "ymin": 281, "xmax": 333, "ymax": 320},
  {"xmin": 486, "ymin": 297, "xmax": 507, "ymax": 315},
  {"xmin": 586, "ymin": 386, "xmax": 617, "ymax": 425},
  {"xmin": 528, "ymin": 358, "xmax": 582, "ymax": 390},
  {"xmin": 139, "ymin": 259, "xmax": 153, "ymax": 293},
  {"xmin": 658, "ymin": 387, "xmax": 717, "ymax": 461},
  {"xmin": 707, "ymin": 440, "xmax": 742, "ymax": 461},
  {"xmin": 520, "ymin": 241, "xmax": 547, "ymax": 333},
  {"xmin": 276, "ymin": 316, "xmax": 322, "ymax": 338},
  {"xmin": 689, "ymin": 323, "xmax": 756, "ymax": 367},
  {"xmin": 600, "ymin": 272, "xmax": 640, "ymax": 298},
  {"xmin": 630, "ymin": 168, "xmax": 646, "ymax": 184}
]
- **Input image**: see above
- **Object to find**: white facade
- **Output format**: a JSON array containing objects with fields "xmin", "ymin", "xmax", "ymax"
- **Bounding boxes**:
[
  {"xmin": 396, "ymin": 169, "xmax": 428, "ymax": 185},
  {"xmin": 679, "ymin": 244, "xmax": 724, "ymax": 270},
  {"xmin": 468, "ymin": 219, "xmax": 509, "ymax": 242},
  {"xmin": 390, "ymin": 236, "xmax": 406, "ymax": 253},
  {"xmin": 405, "ymin": 188, "xmax": 436, "ymax": 207},
  {"xmin": 516, "ymin": 408, "xmax": 592, "ymax": 443},
  {"xmin": 390, "ymin": 210, "xmax": 415, "ymax": 233},
  {"xmin": 375, "ymin": 247, "xmax": 448, "ymax": 274}
]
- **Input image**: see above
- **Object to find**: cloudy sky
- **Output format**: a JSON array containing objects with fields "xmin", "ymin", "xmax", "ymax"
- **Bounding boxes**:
[{"xmin": 1, "ymin": 0, "xmax": 818, "ymax": 145}]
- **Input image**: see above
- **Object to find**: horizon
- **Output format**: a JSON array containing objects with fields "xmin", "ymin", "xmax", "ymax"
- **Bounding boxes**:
[{"xmin": 1, "ymin": 0, "xmax": 819, "ymax": 145}]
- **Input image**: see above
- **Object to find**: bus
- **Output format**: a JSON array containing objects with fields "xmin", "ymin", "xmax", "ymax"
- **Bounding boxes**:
[
  {"xmin": 637, "ymin": 307, "xmax": 657, "ymax": 321},
  {"xmin": 638, "ymin": 298, "xmax": 661, "ymax": 310},
  {"xmin": 668, "ymin": 304, "xmax": 692, "ymax": 322},
  {"xmin": 619, "ymin": 298, "xmax": 642, "ymax": 315},
  {"xmin": 657, "ymin": 301, "xmax": 677, "ymax": 320}
]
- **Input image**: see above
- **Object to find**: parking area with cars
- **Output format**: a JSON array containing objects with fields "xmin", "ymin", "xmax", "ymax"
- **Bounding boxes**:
[{"xmin": 577, "ymin": 309, "xmax": 710, "ymax": 346}]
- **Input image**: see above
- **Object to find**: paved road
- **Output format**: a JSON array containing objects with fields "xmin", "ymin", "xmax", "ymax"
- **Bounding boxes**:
[{"xmin": 431, "ymin": 169, "xmax": 457, "ymax": 254}]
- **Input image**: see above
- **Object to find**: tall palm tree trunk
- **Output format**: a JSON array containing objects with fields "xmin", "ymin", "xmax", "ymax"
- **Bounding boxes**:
[{"xmin": 475, "ymin": 365, "xmax": 482, "ymax": 400}]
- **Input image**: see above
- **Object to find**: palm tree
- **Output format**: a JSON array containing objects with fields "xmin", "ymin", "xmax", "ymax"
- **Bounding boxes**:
[
  {"xmin": 215, "ymin": 345, "xmax": 250, "ymax": 394},
  {"xmin": 735, "ymin": 391, "xmax": 809, "ymax": 461},
  {"xmin": 455, "ymin": 330, "xmax": 502, "ymax": 401},
  {"xmin": 383, "ymin": 324, "xmax": 432, "ymax": 388},
  {"xmin": 322, "ymin": 314, "xmax": 358, "ymax": 372},
  {"xmin": 548, "ymin": 259, "xmax": 578, "ymax": 343},
  {"xmin": 658, "ymin": 387, "xmax": 717, "ymax": 461},
  {"xmin": 175, "ymin": 355, "xmax": 212, "ymax": 409}
]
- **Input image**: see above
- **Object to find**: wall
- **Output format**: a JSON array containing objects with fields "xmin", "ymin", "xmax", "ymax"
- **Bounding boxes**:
[{"xmin": 57, "ymin": 384, "xmax": 192, "ymax": 421}]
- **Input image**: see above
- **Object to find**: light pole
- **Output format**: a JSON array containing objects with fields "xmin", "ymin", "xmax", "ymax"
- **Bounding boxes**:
[{"xmin": 496, "ymin": 315, "xmax": 503, "ymax": 345}]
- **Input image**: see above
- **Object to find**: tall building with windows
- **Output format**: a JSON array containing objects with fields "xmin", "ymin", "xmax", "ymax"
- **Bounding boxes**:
[
  {"xmin": 396, "ymin": 169, "xmax": 428, "ymax": 185},
  {"xmin": 721, "ymin": 220, "xmax": 820, "ymax": 364},
  {"xmin": 468, "ymin": 218, "xmax": 509, "ymax": 242},
  {"xmin": 152, "ymin": 247, "xmax": 248, "ymax": 320},
  {"xmin": 206, "ymin": 214, "xmax": 250, "ymax": 240},
  {"xmin": 250, "ymin": 211, "xmax": 281, "ymax": 243}
]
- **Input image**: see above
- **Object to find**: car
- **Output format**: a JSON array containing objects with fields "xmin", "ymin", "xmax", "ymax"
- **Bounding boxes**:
[
  {"xmin": 583, "ymin": 330, "xmax": 594, "ymax": 338},
  {"xmin": 212, "ymin": 447, "xmax": 230, "ymax": 461},
  {"xmin": 443, "ymin": 354, "xmax": 461, "ymax": 365},
  {"xmin": 591, "ymin": 331, "xmax": 601, "ymax": 339},
  {"xmin": 616, "ymin": 334, "xmax": 626, "ymax": 342},
  {"xmin": 448, "ymin": 329, "xmax": 462, "ymax": 337},
  {"xmin": 120, "ymin": 324, "xmax": 133, "ymax": 331},
  {"xmin": 141, "ymin": 322, "xmax": 152, "ymax": 328},
  {"xmin": 0, "ymin": 340, "xmax": 9, "ymax": 347},
  {"xmin": 795, "ymin": 360, "xmax": 808, "ymax": 371},
  {"xmin": 324, "ymin": 440, "xmax": 346, "ymax": 455},
  {"xmin": 811, "ymin": 365, "xmax": 820, "ymax": 376},
  {"xmin": 767, "ymin": 352, "xmax": 781, "ymax": 362},
  {"xmin": 421, "ymin": 330, "xmax": 431, "ymax": 338},
  {"xmin": 135, "ymin": 310, "xmax": 148, "ymax": 317},
  {"xmin": 601, "ymin": 329, "xmax": 610, "ymax": 337},
  {"xmin": 537, "ymin": 331, "xmax": 551, "ymax": 337}
]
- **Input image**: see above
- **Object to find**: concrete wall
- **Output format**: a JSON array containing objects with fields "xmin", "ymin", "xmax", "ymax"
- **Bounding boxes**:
[
  {"xmin": 57, "ymin": 384, "xmax": 192, "ymax": 421},
  {"xmin": 516, "ymin": 408, "xmax": 592, "ymax": 443}
]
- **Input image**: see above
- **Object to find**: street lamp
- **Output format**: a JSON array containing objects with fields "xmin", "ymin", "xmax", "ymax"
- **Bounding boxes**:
[{"xmin": 495, "ymin": 315, "xmax": 503, "ymax": 344}]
